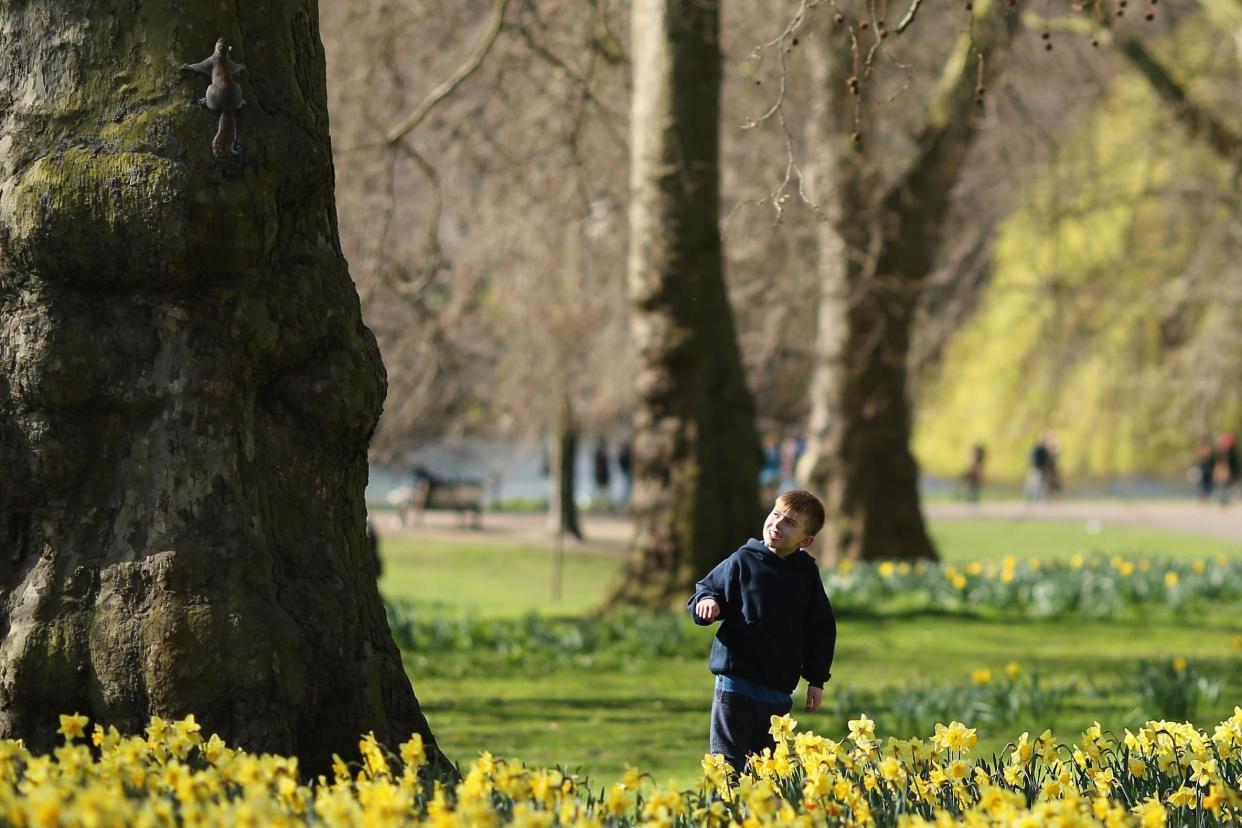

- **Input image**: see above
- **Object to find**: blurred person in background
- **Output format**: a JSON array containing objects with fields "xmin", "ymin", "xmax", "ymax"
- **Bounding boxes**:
[
  {"xmin": 964, "ymin": 443, "xmax": 986, "ymax": 502},
  {"xmin": 1214, "ymin": 433, "xmax": 1239, "ymax": 506},
  {"xmin": 1193, "ymin": 436, "xmax": 1215, "ymax": 501}
]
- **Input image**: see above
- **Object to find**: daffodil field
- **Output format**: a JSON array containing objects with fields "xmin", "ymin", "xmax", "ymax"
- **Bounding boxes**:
[
  {"xmin": 825, "ymin": 554, "xmax": 1242, "ymax": 618},
  {"xmin": 386, "ymin": 552, "xmax": 1242, "ymax": 743},
  {"xmin": 21, "ymin": 531, "xmax": 1223, "ymax": 824},
  {"xmin": 381, "ymin": 533, "xmax": 1242, "ymax": 791},
  {"xmin": 388, "ymin": 555, "xmax": 1242, "ymax": 677},
  {"xmin": 12, "ymin": 708, "xmax": 1242, "ymax": 826}
]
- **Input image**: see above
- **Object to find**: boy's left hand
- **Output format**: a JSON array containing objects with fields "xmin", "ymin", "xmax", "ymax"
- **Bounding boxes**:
[{"xmin": 804, "ymin": 686, "xmax": 823, "ymax": 713}]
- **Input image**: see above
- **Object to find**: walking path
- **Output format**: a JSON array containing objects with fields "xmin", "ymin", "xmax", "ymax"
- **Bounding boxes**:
[
  {"xmin": 369, "ymin": 510, "xmax": 633, "ymax": 553},
  {"xmin": 372, "ymin": 498, "xmax": 1242, "ymax": 551}
]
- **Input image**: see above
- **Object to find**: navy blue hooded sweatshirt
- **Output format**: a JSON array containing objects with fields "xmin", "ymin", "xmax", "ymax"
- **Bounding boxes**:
[{"xmin": 687, "ymin": 538, "xmax": 836, "ymax": 694}]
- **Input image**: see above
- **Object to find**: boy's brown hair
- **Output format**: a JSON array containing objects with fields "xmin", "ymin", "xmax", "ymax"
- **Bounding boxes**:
[{"xmin": 776, "ymin": 490, "xmax": 826, "ymax": 537}]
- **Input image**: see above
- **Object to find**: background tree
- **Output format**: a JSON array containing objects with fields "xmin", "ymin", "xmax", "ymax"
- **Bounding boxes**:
[
  {"xmin": 787, "ymin": 0, "xmax": 1025, "ymax": 562},
  {"xmin": 0, "ymin": 1, "xmax": 442, "ymax": 772},
  {"xmin": 321, "ymin": 0, "xmax": 1239, "ymax": 567},
  {"xmin": 916, "ymin": 4, "xmax": 1242, "ymax": 480},
  {"xmin": 606, "ymin": 0, "xmax": 763, "ymax": 608}
]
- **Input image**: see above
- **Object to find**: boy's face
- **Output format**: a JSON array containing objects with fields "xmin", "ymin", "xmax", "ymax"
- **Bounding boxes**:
[{"xmin": 762, "ymin": 502, "xmax": 814, "ymax": 555}]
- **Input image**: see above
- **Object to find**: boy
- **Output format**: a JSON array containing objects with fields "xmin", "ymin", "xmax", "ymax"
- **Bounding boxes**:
[{"xmin": 687, "ymin": 490, "xmax": 836, "ymax": 772}]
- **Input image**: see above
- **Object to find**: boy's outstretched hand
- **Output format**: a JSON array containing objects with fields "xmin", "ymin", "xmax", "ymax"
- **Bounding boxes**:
[
  {"xmin": 694, "ymin": 597, "xmax": 720, "ymax": 621},
  {"xmin": 804, "ymin": 686, "xmax": 823, "ymax": 713}
]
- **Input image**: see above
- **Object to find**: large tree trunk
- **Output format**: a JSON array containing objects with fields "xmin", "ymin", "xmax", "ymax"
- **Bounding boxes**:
[
  {"xmin": 608, "ymin": 0, "xmax": 762, "ymax": 608},
  {"xmin": 0, "ymin": 1, "xmax": 443, "ymax": 774},
  {"xmin": 808, "ymin": 232, "xmax": 939, "ymax": 562},
  {"xmin": 799, "ymin": 2, "xmax": 1021, "ymax": 562}
]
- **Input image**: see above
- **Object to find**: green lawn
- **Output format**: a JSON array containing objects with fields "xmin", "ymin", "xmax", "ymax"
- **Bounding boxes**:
[
  {"xmin": 930, "ymin": 519, "xmax": 1242, "ymax": 562},
  {"xmin": 381, "ymin": 520, "xmax": 1242, "ymax": 611},
  {"xmin": 381, "ymin": 521, "xmax": 1242, "ymax": 790},
  {"xmin": 380, "ymin": 539, "xmax": 621, "ymax": 618}
]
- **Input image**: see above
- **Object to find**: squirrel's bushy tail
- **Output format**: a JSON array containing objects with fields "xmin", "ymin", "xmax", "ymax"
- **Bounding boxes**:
[{"xmin": 212, "ymin": 111, "xmax": 238, "ymax": 157}]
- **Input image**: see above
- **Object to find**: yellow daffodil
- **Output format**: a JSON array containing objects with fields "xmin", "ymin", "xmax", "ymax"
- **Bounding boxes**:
[
  {"xmin": 945, "ymin": 759, "xmax": 970, "ymax": 781},
  {"xmin": 1190, "ymin": 757, "xmax": 1218, "ymax": 786},
  {"xmin": 1167, "ymin": 785, "xmax": 1197, "ymax": 808},
  {"xmin": 603, "ymin": 783, "xmax": 630, "ymax": 816},
  {"xmin": 1091, "ymin": 766, "xmax": 1116, "ymax": 796},
  {"xmin": 932, "ymin": 721, "xmax": 977, "ymax": 753},
  {"xmin": 768, "ymin": 714, "xmax": 797, "ymax": 742},
  {"xmin": 877, "ymin": 756, "xmax": 904, "ymax": 784},
  {"xmin": 57, "ymin": 713, "xmax": 89, "ymax": 741},
  {"xmin": 1003, "ymin": 763, "xmax": 1024, "ymax": 786},
  {"xmin": 1132, "ymin": 796, "xmax": 1167, "ymax": 828},
  {"xmin": 847, "ymin": 714, "xmax": 875, "ymax": 747}
]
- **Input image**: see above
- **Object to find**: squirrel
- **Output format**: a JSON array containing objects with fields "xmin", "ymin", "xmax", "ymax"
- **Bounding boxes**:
[{"xmin": 181, "ymin": 37, "xmax": 246, "ymax": 157}]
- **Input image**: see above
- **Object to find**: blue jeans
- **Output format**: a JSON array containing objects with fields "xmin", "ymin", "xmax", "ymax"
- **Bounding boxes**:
[{"xmin": 709, "ymin": 688, "xmax": 793, "ymax": 772}]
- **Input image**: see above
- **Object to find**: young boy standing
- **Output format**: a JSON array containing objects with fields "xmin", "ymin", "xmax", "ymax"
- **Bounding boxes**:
[{"xmin": 687, "ymin": 490, "xmax": 837, "ymax": 772}]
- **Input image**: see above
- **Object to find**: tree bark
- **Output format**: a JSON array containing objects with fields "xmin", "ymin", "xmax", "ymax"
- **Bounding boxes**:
[
  {"xmin": 0, "ymin": 1, "xmax": 443, "ymax": 774},
  {"xmin": 799, "ymin": 1, "xmax": 1022, "ymax": 562},
  {"xmin": 607, "ymin": 0, "xmax": 762, "ymax": 608}
]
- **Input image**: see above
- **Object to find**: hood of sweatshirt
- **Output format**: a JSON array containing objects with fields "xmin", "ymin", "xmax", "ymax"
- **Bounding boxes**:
[{"xmin": 741, "ymin": 537, "xmax": 812, "ymax": 566}]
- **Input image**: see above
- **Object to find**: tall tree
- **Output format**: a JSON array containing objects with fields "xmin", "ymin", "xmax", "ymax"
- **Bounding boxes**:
[
  {"xmin": 608, "ymin": 0, "xmax": 763, "ymax": 607},
  {"xmin": 799, "ymin": 0, "xmax": 1023, "ymax": 561},
  {"xmin": 0, "ymin": 1, "xmax": 443, "ymax": 773}
]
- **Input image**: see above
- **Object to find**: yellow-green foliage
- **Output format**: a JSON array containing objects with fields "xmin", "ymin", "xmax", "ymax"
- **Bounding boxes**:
[
  {"xmin": 8, "ymin": 709, "xmax": 1242, "ymax": 825},
  {"xmin": 917, "ymin": 19, "xmax": 1242, "ymax": 481}
]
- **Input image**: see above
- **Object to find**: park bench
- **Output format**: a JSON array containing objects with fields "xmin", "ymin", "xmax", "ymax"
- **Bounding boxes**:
[{"xmin": 397, "ymin": 467, "xmax": 485, "ymax": 528}]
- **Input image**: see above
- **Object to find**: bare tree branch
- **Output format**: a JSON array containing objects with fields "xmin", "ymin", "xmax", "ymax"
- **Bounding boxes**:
[
  {"xmin": 1116, "ymin": 35, "xmax": 1242, "ymax": 172},
  {"xmin": 894, "ymin": 0, "xmax": 927, "ymax": 34},
  {"xmin": 385, "ymin": 0, "xmax": 511, "ymax": 145},
  {"xmin": 510, "ymin": 16, "xmax": 627, "ymax": 149},
  {"xmin": 391, "ymin": 141, "xmax": 446, "ymax": 298}
]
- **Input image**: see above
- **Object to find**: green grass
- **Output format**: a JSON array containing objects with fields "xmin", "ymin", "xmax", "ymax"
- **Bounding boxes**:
[
  {"xmin": 381, "ymin": 519, "xmax": 1242, "ymax": 790},
  {"xmin": 410, "ymin": 618, "xmax": 1242, "ymax": 790},
  {"xmin": 379, "ymin": 538, "xmax": 622, "ymax": 618},
  {"xmin": 932, "ymin": 518, "xmax": 1242, "ymax": 562},
  {"xmin": 381, "ymin": 521, "xmax": 1242, "ymax": 617}
]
